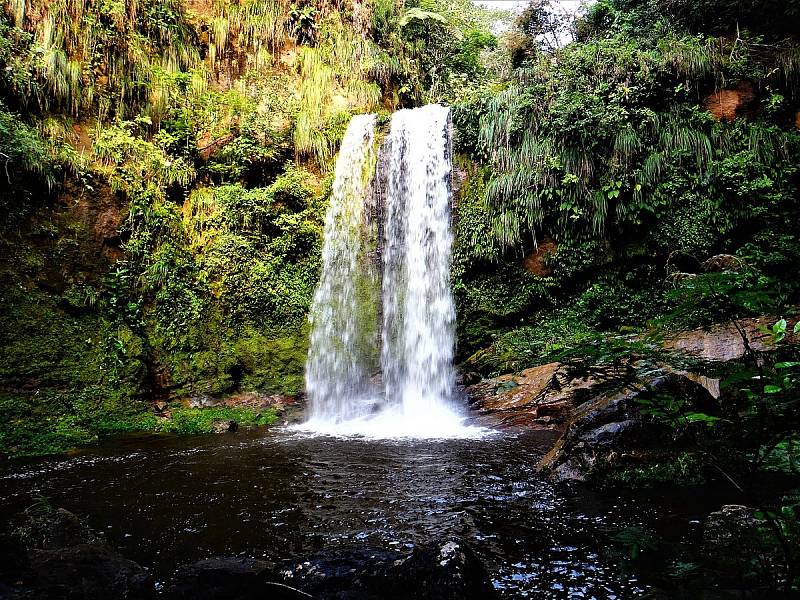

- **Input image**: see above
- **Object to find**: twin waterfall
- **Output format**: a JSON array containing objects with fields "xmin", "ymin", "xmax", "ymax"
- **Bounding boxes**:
[{"xmin": 302, "ymin": 105, "xmax": 478, "ymax": 438}]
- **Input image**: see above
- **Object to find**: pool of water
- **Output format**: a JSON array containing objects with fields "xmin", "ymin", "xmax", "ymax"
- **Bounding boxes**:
[{"xmin": 0, "ymin": 427, "xmax": 733, "ymax": 598}]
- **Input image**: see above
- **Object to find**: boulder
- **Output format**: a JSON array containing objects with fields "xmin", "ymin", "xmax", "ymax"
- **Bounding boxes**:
[
  {"xmin": 2, "ymin": 506, "xmax": 154, "ymax": 600},
  {"xmin": 166, "ymin": 541, "xmax": 496, "ymax": 600},
  {"xmin": 21, "ymin": 544, "xmax": 155, "ymax": 600},
  {"xmin": 13, "ymin": 507, "xmax": 99, "ymax": 552},
  {"xmin": 167, "ymin": 557, "xmax": 307, "ymax": 600},
  {"xmin": 385, "ymin": 539, "xmax": 498, "ymax": 600}
]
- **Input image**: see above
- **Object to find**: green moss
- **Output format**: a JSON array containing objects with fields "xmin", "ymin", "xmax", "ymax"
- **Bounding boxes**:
[
  {"xmin": 234, "ymin": 327, "xmax": 308, "ymax": 395},
  {"xmin": 155, "ymin": 406, "xmax": 278, "ymax": 435}
]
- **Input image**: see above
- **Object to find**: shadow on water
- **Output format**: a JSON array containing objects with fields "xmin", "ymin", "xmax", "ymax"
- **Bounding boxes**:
[{"xmin": 0, "ymin": 428, "xmax": 738, "ymax": 597}]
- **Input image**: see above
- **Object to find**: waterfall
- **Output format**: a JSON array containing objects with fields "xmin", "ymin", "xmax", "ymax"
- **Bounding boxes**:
[
  {"xmin": 381, "ymin": 105, "xmax": 459, "ymax": 424},
  {"xmin": 300, "ymin": 106, "xmax": 484, "ymax": 439},
  {"xmin": 305, "ymin": 114, "xmax": 380, "ymax": 422}
]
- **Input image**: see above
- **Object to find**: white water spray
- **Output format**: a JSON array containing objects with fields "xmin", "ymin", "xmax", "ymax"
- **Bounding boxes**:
[
  {"xmin": 300, "ymin": 106, "xmax": 485, "ymax": 439},
  {"xmin": 304, "ymin": 114, "xmax": 379, "ymax": 423}
]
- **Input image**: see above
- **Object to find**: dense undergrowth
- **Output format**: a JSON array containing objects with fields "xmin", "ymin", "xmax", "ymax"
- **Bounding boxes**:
[{"xmin": 452, "ymin": 0, "xmax": 800, "ymax": 369}]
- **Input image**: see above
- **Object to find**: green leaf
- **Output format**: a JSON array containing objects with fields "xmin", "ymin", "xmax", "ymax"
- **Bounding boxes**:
[
  {"xmin": 773, "ymin": 319, "xmax": 788, "ymax": 334},
  {"xmin": 764, "ymin": 385, "xmax": 783, "ymax": 394},
  {"xmin": 399, "ymin": 7, "xmax": 448, "ymax": 27},
  {"xmin": 685, "ymin": 412, "xmax": 722, "ymax": 423}
]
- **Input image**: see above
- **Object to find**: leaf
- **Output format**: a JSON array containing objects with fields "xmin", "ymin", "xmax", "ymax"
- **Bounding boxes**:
[
  {"xmin": 399, "ymin": 7, "xmax": 448, "ymax": 27},
  {"xmin": 764, "ymin": 384, "xmax": 783, "ymax": 394},
  {"xmin": 775, "ymin": 362, "xmax": 800, "ymax": 369},
  {"xmin": 685, "ymin": 412, "xmax": 722, "ymax": 423}
]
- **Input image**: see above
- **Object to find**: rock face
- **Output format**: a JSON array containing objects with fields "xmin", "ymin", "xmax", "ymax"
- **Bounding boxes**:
[
  {"xmin": 539, "ymin": 373, "xmax": 717, "ymax": 482},
  {"xmin": 470, "ymin": 359, "xmax": 724, "ymax": 482},
  {"xmin": 664, "ymin": 315, "xmax": 799, "ymax": 362},
  {"xmin": 521, "ymin": 237, "xmax": 558, "ymax": 277},
  {"xmin": 468, "ymin": 362, "xmax": 645, "ymax": 432},
  {"xmin": 468, "ymin": 362, "xmax": 567, "ymax": 428},
  {"xmin": 468, "ymin": 314, "xmax": 799, "ymax": 481}
]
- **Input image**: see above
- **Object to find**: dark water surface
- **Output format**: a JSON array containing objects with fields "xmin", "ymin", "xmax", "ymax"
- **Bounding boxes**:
[{"xmin": 0, "ymin": 428, "xmax": 731, "ymax": 598}]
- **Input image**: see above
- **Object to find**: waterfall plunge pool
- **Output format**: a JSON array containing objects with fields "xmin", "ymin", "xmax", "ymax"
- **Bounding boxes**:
[{"xmin": 0, "ymin": 426, "xmax": 736, "ymax": 598}]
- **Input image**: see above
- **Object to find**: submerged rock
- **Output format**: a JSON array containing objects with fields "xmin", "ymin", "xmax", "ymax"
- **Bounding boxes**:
[
  {"xmin": 2, "ymin": 506, "xmax": 154, "ymax": 600},
  {"xmin": 168, "ymin": 557, "xmax": 309, "ymax": 600},
  {"xmin": 167, "ymin": 540, "xmax": 497, "ymax": 600},
  {"xmin": 275, "ymin": 540, "xmax": 498, "ymax": 600}
]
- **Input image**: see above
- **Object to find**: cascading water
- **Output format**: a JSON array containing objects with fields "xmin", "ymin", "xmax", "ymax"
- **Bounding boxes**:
[
  {"xmin": 300, "ymin": 106, "xmax": 485, "ymax": 439},
  {"xmin": 304, "ymin": 114, "xmax": 380, "ymax": 423},
  {"xmin": 380, "ymin": 105, "xmax": 464, "ymax": 435}
]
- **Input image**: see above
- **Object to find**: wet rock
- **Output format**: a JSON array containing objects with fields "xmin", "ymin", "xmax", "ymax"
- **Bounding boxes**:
[
  {"xmin": 388, "ymin": 539, "xmax": 498, "ymax": 599},
  {"xmin": 13, "ymin": 507, "xmax": 99, "ymax": 551},
  {"xmin": 21, "ymin": 544, "xmax": 155, "ymax": 600},
  {"xmin": 275, "ymin": 540, "xmax": 498, "ymax": 599},
  {"xmin": 578, "ymin": 419, "xmax": 641, "ymax": 448},
  {"xmin": 550, "ymin": 460, "xmax": 586, "ymax": 483},
  {"xmin": 211, "ymin": 420, "xmax": 238, "ymax": 434},
  {"xmin": 467, "ymin": 362, "xmax": 567, "ymax": 428},
  {"xmin": 167, "ymin": 557, "xmax": 307, "ymax": 600},
  {"xmin": 1, "ymin": 505, "xmax": 153, "ymax": 599}
]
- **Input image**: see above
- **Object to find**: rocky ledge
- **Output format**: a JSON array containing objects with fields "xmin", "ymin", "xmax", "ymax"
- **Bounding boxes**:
[{"xmin": 468, "ymin": 315, "xmax": 799, "ymax": 482}]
